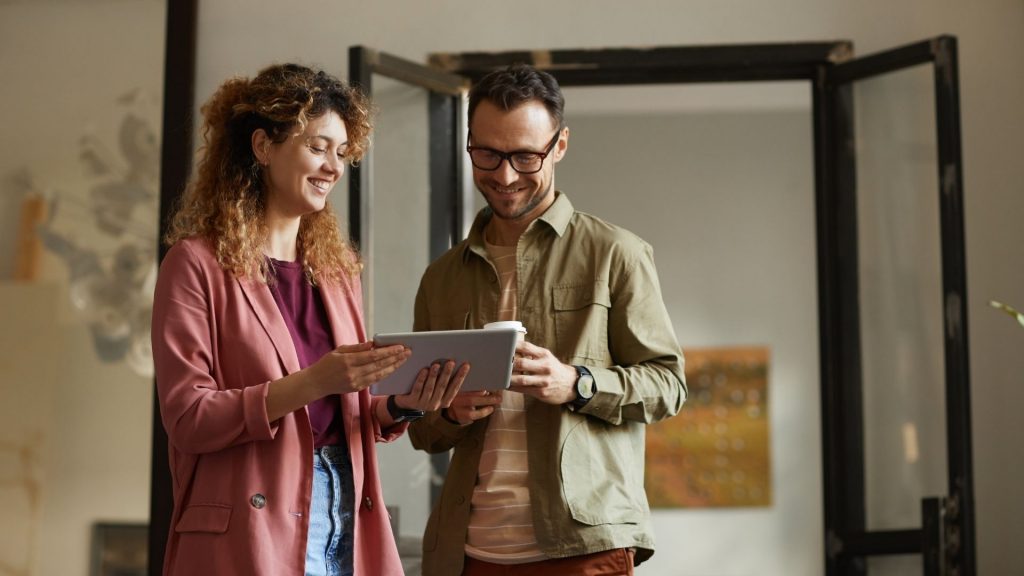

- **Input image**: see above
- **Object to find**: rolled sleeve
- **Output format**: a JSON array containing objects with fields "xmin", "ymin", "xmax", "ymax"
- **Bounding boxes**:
[{"xmin": 577, "ymin": 242, "xmax": 686, "ymax": 425}]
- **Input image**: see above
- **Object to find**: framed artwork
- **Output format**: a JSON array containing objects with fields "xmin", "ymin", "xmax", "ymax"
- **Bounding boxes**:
[
  {"xmin": 90, "ymin": 522, "xmax": 147, "ymax": 576},
  {"xmin": 645, "ymin": 346, "xmax": 772, "ymax": 508}
]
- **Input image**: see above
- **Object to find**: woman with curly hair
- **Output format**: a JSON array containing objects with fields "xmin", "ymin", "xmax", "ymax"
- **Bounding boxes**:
[{"xmin": 152, "ymin": 63, "xmax": 466, "ymax": 576}]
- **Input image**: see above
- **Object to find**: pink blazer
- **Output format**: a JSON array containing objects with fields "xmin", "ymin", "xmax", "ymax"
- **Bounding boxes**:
[{"xmin": 152, "ymin": 237, "xmax": 406, "ymax": 576}]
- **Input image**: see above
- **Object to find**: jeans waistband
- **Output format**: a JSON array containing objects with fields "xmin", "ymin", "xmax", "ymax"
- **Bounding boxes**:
[{"xmin": 314, "ymin": 445, "xmax": 349, "ymax": 466}]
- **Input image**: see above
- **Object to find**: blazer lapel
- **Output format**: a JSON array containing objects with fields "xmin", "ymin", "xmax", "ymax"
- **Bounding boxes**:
[{"xmin": 237, "ymin": 277, "xmax": 301, "ymax": 375}]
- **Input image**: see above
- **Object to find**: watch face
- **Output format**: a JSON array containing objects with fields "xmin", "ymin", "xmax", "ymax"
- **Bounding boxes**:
[{"xmin": 576, "ymin": 374, "xmax": 595, "ymax": 399}]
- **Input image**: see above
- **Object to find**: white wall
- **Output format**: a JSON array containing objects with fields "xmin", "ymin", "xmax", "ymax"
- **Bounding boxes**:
[
  {"xmin": 559, "ymin": 107, "xmax": 820, "ymax": 575},
  {"xmin": 0, "ymin": 1, "xmax": 164, "ymax": 575},
  {"xmin": 189, "ymin": 0, "xmax": 1024, "ymax": 574}
]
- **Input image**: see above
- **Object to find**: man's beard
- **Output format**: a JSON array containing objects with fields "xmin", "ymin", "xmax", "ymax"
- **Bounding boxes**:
[{"xmin": 481, "ymin": 178, "xmax": 553, "ymax": 221}]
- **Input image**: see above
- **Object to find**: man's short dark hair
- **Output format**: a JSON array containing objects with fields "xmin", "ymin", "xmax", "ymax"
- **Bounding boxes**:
[{"xmin": 468, "ymin": 64, "xmax": 565, "ymax": 129}]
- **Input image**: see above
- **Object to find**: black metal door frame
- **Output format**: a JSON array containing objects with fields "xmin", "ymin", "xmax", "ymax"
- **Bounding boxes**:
[
  {"xmin": 150, "ymin": 1, "xmax": 197, "ymax": 574},
  {"xmin": 819, "ymin": 36, "xmax": 974, "ymax": 576}
]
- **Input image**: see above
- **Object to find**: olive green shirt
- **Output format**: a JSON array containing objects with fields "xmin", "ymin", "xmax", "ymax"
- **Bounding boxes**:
[{"xmin": 409, "ymin": 192, "xmax": 686, "ymax": 575}]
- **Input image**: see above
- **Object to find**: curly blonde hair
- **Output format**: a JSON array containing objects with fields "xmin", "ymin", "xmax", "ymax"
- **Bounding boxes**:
[{"xmin": 165, "ymin": 63, "xmax": 372, "ymax": 284}]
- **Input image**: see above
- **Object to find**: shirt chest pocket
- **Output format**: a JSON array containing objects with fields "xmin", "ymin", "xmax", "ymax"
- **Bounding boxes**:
[{"xmin": 552, "ymin": 282, "xmax": 611, "ymax": 364}]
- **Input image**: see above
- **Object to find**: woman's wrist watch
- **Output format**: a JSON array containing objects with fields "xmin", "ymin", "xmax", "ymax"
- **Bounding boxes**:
[
  {"xmin": 387, "ymin": 395, "xmax": 425, "ymax": 423},
  {"xmin": 568, "ymin": 365, "xmax": 595, "ymax": 411}
]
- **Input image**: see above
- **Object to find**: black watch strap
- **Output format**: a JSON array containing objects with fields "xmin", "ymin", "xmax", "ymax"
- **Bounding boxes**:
[
  {"xmin": 569, "ymin": 365, "xmax": 595, "ymax": 411},
  {"xmin": 387, "ymin": 395, "xmax": 425, "ymax": 423}
]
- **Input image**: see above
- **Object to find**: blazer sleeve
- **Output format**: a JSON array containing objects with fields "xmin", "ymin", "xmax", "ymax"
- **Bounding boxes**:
[{"xmin": 151, "ymin": 241, "xmax": 276, "ymax": 455}]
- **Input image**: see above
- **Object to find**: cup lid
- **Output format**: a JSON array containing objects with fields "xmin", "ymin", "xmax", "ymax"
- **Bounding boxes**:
[{"xmin": 483, "ymin": 320, "xmax": 527, "ymax": 333}]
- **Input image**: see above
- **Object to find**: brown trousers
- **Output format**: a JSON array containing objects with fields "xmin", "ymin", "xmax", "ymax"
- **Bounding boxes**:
[{"xmin": 462, "ymin": 549, "xmax": 635, "ymax": 576}]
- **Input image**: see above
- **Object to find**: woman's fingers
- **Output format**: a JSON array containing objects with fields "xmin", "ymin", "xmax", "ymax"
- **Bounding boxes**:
[
  {"xmin": 420, "ymin": 363, "xmax": 441, "ymax": 402},
  {"xmin": 402, "ymin": 364, "xmax": 439, "ymax": 410},
  {"xmin": 403, "ymin": 366, "xmax": 429, "ymax": 403},
  {"xmin": 425, "ymin": 361, "xmax": 456, "ymax": 407},
  {"xmin": 361, "ymin": 354, "xmax": 409, "ymax": 388},
  {"xmin": 438, "ymin": 363, "xmax": 470, "ymax": 408},
  {"xmin": 403, "ymin": 360, "xmax": 468, "ymax": 411}
]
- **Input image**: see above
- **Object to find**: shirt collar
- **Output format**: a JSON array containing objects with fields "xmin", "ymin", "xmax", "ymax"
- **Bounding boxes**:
[{"xmin": 536, "ymin": 191, "xmax": 574, "ymax": 237}]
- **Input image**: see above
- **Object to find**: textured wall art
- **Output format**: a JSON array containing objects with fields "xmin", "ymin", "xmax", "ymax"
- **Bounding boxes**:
[
  {"xmin": 645, "ymin": 346, "xmax": 772, "ymax": 508},
  {"xmin": 29, "ymin": 89, "xmax": 159, "ymax": 378}
]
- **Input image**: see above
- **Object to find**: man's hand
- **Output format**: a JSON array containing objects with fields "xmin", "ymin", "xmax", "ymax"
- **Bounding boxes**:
[
  {"xmin": 444, "ymin": 390, "xmax": 504, "ymax": 425},
  {"xmin": 509, "ymin": 341, "xmax": 578, "ymax": 405}
]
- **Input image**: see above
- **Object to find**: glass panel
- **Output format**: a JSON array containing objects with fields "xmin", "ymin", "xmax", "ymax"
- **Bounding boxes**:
[
  {"xmin": 559, "ymin": 83, "xmax": 822, "ymax": 576},
  {"xmin": 361, "ymin": 74, "xmax": 433, "ymax": 560},
  {"xmin": 0, "ymin": 2, "xmax": 165, "ymax": 575},
  {"xmin": 856, "ymin": 65, "xmax": 948, "ymax": 532}
]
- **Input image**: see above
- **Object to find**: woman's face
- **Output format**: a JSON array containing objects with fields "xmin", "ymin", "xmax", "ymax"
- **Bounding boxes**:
[{"xmin": 257, "ymin": 111, "xmax": 348, "ymax": 220}]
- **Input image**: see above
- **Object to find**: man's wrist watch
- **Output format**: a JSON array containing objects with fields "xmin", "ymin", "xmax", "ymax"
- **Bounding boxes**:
[
  {"xmin": 569, "ymin": 365, "xmax": 595, "ymax": 411},
  {"xmin": 387, "ymin": 395, "xmax": 425, "ymax": 423}
]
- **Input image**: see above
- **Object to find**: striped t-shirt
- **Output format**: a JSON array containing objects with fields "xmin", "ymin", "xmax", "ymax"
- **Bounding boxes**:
[{"xmin": 464, "ymin": 241, "xmax": 545, "ymax": 563}]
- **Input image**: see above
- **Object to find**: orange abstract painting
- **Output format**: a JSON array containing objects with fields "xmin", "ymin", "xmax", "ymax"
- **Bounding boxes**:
[{"xmin": 645, "ymin": 346, "xmax": 771, "ymax": 508}]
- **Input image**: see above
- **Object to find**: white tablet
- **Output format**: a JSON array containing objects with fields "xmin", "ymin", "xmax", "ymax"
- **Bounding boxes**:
[{"xmin": 369, "ymin": 328, "xmax": 520, "ymax": 396}]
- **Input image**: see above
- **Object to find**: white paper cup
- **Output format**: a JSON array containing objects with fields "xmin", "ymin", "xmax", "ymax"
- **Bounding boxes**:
[{"xmin": 484, "ymin": 320, "xmax": 527, "ymax": 342}]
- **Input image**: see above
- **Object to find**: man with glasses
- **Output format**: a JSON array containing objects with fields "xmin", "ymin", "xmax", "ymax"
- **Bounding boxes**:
[{"xmin": 409, "ymin": 64, "xmax": 686, "ymax": 576}]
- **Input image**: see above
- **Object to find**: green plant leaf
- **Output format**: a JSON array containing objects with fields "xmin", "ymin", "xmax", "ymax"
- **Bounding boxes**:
[{"xmin": 990, "ymin": 300, "xmax": 1024, "ymax": 328}]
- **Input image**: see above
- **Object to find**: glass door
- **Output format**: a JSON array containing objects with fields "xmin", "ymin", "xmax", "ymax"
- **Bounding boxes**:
[{"xmin": 817, "ymin": 36, "xmax": 974, "ymax": 576}]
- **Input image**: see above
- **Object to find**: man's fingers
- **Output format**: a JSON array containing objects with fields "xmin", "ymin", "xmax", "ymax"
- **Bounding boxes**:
[
  {"xmin": 446, "ymin": 390, "xmax": 500, "ymax": 421},
  {"xmin": 470, "ymin": 405, "xmax": 496, "ymax": 420},
  {"xmin": 515, "ymin": 340, "xmax": 545, "ymax": 358}
]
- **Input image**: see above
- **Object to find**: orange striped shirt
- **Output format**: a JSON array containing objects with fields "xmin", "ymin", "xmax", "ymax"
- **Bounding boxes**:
[{"xmin": 465, "ymin": 241, "xmax": 544, "ymax": 563}]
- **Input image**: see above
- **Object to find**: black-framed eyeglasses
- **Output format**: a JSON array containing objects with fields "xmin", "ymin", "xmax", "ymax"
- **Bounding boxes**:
[{"xmin": 466, "ymin": 129, "xmax": 561, "ymax": 174}]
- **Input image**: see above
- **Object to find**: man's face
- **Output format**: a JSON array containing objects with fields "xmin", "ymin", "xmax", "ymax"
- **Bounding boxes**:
[{"xmin": 468, "ymin": 99, "xmax": 567, "ymax": 224}]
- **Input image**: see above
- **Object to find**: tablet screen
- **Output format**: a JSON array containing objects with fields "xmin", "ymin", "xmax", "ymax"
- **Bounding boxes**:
[{"xmin": 369, "ymin": 328, "xmax": 519, "ymax": 396}]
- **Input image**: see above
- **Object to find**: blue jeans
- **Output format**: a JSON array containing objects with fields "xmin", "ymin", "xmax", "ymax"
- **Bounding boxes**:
[{"xmin": 305, "ymin": 445, "xmax": 355, "ymax": 576}]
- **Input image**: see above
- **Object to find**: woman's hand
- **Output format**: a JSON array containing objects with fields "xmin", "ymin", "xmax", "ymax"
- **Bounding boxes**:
[
  {"xmin": 309, "ymin": 341, "xmax": 411, "ymax": 396},
  {"xmin": 393, "ymin": 360, "xmax": 470, "ymax": 412}
]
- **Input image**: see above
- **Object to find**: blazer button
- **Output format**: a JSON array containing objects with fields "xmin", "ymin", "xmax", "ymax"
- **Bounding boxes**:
[
  {"xmin": 363, "ymin": 496, "xmax": 373, "ymax": 510},
  {"xmin": 250, "ymin": 493, "xmax": 267, "ymax": 509}
]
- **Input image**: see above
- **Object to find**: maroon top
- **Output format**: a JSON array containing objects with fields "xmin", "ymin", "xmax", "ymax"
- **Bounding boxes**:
[{"xmin": 268, "ymin": 258, "xmax": 342, "ymax": 448}]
